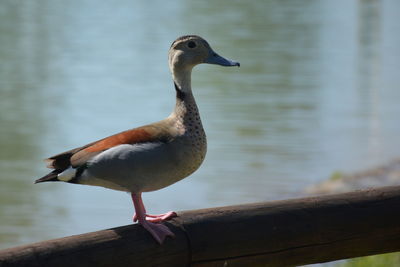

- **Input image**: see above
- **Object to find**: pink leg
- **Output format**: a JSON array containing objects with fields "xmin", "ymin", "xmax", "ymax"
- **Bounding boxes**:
[
  {"xmin": 132, "ymin": 194, "xmax": 177, "ymax": 222},
  {"xmin": 133, "ymin": 211, "xmax": 177, "ymax": 223},
  {"xmin": 131, "ymin": 193, "xmax": 175, "ymax": 244}
]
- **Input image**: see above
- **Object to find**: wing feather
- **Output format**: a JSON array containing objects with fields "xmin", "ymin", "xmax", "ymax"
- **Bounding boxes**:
[{"xmin": 46, "ymin": 126, "xmax": 167, "ymax": 170}]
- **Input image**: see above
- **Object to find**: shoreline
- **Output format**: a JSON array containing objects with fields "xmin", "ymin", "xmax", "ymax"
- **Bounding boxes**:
[{"xmin": 305, "ymin": 158, "xmax": 400, "ymax": 195}]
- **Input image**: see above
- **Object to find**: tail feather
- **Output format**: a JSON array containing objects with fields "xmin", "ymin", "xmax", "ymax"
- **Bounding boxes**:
[
  {"xmin": 37, "ymin": 144, "xmax": 88, "ymax": 184},
  {"xmin": 35, "ymin": 170, "xmax": 62, "ymax": 184}
]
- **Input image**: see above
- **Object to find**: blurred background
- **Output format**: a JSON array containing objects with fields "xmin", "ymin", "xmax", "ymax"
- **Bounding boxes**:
[{"xmin": 0, "ymin": 0, "xmax": 399, "ymax": 263}]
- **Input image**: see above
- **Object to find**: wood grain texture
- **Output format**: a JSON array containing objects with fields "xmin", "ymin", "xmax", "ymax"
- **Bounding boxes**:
[{"xmin": 1, "ymin": 186, "xmax": 400, "ymax": 267}]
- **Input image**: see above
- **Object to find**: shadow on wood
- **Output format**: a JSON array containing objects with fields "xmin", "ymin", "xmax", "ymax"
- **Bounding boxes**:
[{"xmin": 1, "ymin": 185, "xmax": 400, "ymax": 267}]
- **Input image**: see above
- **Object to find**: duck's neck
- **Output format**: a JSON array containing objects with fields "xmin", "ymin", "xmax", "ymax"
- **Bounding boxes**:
[
  {"xmin": 171, "ymin": 68, "xmax": 201, "ymax": 122},
  {"xmin": 172, "ymin": 68, "xmax": 192, "ymax": 93}
]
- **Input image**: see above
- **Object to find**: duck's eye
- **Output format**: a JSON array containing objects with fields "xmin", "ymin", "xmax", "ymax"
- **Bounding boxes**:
[{"xmin": 187, "ymin": 41, "xmax": 196, "ymax": 48}]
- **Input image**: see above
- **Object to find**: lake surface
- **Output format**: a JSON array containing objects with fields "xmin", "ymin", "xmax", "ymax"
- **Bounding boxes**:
[{"xmin": 0, "ymin": 0, "xmax": 399, "ymax": 249}]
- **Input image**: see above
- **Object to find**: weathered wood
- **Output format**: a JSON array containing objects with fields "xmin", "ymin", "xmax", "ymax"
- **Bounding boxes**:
[{"xmin": 1, "ymin": 186, "xmax": 400, "ymax": 267}]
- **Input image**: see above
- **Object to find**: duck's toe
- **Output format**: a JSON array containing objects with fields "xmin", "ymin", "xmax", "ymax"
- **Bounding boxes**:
[
  {"xmin": 133, "ymin": 211, "xmax": 177, "ymax": 223},
  {"xmin": 140, "ymin": 220, "xmax": 175, "ymax": 244}
]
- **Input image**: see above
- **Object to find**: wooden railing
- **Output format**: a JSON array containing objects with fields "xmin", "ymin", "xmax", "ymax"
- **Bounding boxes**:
[{"xmin": 1, "ymin": 185, "xmax": 400, "ymax": 266}]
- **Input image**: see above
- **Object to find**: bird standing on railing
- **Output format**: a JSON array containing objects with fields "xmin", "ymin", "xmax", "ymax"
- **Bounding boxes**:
[{"xmin": 35, "ymin": 35, "xmax": 240, "ymax": 244}]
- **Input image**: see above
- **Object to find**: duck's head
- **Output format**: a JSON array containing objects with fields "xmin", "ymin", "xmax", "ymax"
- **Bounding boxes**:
[{"xmin": 168, "ymin": 35, "xmax": 240, "ymax": 73}]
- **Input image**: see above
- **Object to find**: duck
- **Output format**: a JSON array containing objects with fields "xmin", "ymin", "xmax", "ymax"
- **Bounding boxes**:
[{"xmin": 35, "ymin": 35, "xmax": 240, "ymax": 244}]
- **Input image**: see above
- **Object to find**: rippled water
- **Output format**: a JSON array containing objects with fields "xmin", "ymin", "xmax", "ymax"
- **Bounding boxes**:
[{"xmin": 0, "ymin": 0, "xmax": 399, "ymax": 249}]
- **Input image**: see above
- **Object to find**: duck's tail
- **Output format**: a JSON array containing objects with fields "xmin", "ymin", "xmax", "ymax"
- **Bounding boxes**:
[{"xmin": 34, "ymin": 170, "xmax": 62, "ymax": 184}]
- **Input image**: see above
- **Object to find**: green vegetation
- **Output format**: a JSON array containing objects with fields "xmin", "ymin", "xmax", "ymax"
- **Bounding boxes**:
[
  {"xmin": 329, "ymin": 171, "xmax": 344, "ymax": 181},
  {"xmin": 338, "ymin": 252, "xmax": 400, "ymax": 267}
]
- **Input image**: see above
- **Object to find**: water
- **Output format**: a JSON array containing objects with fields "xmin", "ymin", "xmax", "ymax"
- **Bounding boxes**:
[{"xmin": 0, "ymin": 0, "xmax": 399, "ymax": 249}]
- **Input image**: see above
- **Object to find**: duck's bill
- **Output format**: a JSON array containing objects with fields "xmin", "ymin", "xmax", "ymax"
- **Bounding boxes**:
[{"xmin": 205, "ymin": 52, "xmax": 240, "ymax": 67}]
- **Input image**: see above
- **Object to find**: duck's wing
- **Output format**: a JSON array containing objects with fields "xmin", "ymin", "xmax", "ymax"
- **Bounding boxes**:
[
  {"xmin": 70, "ymin": 127, "xmax": 158, "ymax": 168},
  {"xmin": 35, "ymin": 125, "xmax": 170, "ymax": 183}
]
